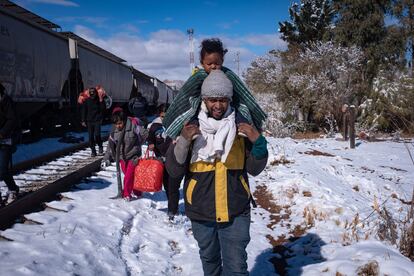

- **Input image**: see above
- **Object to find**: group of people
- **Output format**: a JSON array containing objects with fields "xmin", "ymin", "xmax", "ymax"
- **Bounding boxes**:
[
  {"xmin": 1, "ymin": 38, "xmax": 268, "ymax": 275},
  {"xmin": 99, "ymin": 38, "xmax": 269, "ymax": 275}
]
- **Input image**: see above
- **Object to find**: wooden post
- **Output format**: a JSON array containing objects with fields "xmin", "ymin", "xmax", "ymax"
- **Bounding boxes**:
[
  {"xmin": 341, "ymin": 104, "xmax": 349, "ymax": 141},
  {"xmin": 343, "ymin": 113, "xmax": 349, "ymax": 141},
  {"xmin": 349, "ymin": 106, "xmax": 356, "ymax": 149}
]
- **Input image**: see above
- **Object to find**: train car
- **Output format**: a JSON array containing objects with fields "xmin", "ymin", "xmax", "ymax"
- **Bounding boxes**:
[
  {"xmin": 154, "ymin": 78, "xmax": 175, "ymax": 107},
  {"xmin": 0, "ymin": 4, "xmax": 72, "ymax": 132},
  {"xmin": 131, "ymin": 68, "xmax": 158, "ymax": 105},
  {"xmin": 61, "ymin": 32, "xmax": 133, "ymax": 105},
  {"xmin": 0, "ymin": 1, "xmax": 174, "ymax": 136}
]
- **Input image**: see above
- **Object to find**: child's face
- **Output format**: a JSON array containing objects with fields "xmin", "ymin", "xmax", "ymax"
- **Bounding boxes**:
[
  {"xmin": 201, "ymin": 52, "xmax": 223, "ymax": 73},
  {"xmin": 159, "ymin": 111, "xmax": 165, "ymax": 120},
  {"xmin": 115, "ymin": 120, "xmax": 125, "ymax": 131}
]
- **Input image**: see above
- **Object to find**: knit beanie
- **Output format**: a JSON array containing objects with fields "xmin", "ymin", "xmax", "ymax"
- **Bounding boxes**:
[{"xmin": 201, "ymin": 70, "xmax": 233, "ymax": 99}]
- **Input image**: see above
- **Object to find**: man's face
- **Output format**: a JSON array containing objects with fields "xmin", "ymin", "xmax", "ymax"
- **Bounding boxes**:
[
  {"xmin": 204, "ymin": 97, "xmax": 229, "ymax": 120},
  {"xmin": 201, "ymin": 53, "xmax": 223, "ymax": 73}
]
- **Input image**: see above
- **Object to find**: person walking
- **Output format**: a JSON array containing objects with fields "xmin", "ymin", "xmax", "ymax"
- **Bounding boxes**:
[
  {"xmin": 80, "ymin": 87, "xmax": 106, "ymax": 157},
  {"xmin": 165, "ymin": 70, "xmax": 268, "ymax": 275},
  {"xmin": 147, "ymin": 104, "xmax": 182, "ymax": 220},
  {"xmin": 128, "ymin": 92, "xmax": 148, "ymax": 128},
  {"xmin": 0, "ymin": 82, "xmax": 20, "ymax": 205},
  {"xmin": 101, "ymin": 108, "xmax": 146, "ymax": 200}
]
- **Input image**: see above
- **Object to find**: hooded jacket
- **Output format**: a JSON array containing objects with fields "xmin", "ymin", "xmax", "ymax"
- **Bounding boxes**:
[{"xmin": 104, "ymin": 117, "xmax": 144, "ymax": 162}]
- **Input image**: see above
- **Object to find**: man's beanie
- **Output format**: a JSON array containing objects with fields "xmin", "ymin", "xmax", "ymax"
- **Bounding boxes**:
[{"xmin": 201, "ymin": 70, "xmax": 233, "ymax": 100}]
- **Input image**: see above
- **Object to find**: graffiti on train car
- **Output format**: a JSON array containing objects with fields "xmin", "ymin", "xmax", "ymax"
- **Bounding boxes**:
[
  {"xmin": 0, "ymin": 25, "xmax": 10, "ymax": 36},
  {"xmin": 0, "ymin": 2, "xmax": 177, "ymax": 136}
]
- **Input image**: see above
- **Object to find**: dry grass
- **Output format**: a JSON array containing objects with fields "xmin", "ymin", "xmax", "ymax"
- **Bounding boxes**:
[
  {"xmin": 356, "ymin": 260, "xmax": 379, "ymax": 276},
  {"xmin": 270, "ymin": 155, "xmax": 293, "ymax": 166},
  {"xmin": 399, "ymin": 220, "xmax": 414, "ymax": 261},
  {"xmin": 293, "ymin": 131, "xmax": 324, "ymax": 139},
  {"xmin": 303, "ymin": 206, "xmax": 328, "ymax": 227},
  {"xmin": 302, "ymin": 149, "xmax": 335, "ymax": 157},
  {"xmin": 302, "ymin": 191, "xmax": 312, "ymax": 197}
]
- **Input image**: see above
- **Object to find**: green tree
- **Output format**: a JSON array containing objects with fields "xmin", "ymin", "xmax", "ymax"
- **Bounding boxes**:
[
  {"xmin": 393, "ymin": 0, "xmax": 414, "ymax": 74},
  {"xmin": 332, "ymin": 0, "xmax": 393, "ymax": 83},
  {"xmin": 278, "ymin": 0, "xmax": 334, "ymax": 48}
]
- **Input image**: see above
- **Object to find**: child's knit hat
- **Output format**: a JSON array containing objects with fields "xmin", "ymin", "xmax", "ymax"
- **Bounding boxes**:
[{"xmin": 201, "ymin": 70, "xmax": 233, "ymax": 100}]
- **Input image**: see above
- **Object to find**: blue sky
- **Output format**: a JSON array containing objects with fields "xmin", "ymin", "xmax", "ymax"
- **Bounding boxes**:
[{"xmin": 16, "ymin": 0, "xmax": 291, "ymax": 80}]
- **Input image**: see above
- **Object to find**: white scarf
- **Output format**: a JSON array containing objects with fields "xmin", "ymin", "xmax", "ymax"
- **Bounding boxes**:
[{"xmin": 191, "ymin": 102, "xmax": 236, "ymax": 163}]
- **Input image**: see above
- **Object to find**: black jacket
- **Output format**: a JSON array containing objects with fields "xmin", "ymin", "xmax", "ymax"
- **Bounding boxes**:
[
  {"xmin": 81, "ymin": 96, "xmax": 106, "ymax": 122},
  {"xmin": 147, "ymin": 118, "xmax": 171, "ymax": 157},
  {"xmin": 0, "ymin": 94, "xmax": 19, "ymax": 144},
  {"xmin": 128, "ymin": 96, "xmax": 148, "ymax": 118}
]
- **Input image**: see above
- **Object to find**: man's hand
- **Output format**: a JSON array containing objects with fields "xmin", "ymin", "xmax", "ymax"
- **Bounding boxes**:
[
  {"xmin": 237, "ymin": 123, "xmax": 260, "ymax": 143},
  {"xmin": 81, "ymin": 122, "xmax": 87, "ymax": 127},
  {"xmin": 181, "ymin": 124, "xmax": 201, "ymax": 141}
]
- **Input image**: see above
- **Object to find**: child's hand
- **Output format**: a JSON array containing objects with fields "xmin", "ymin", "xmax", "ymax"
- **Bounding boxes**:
[
  {"xmin": 181, "ymin": 124, "xmax": 201, "ymax": 141},
  {"xmin": 101, "ymin": 160, "xmax": 110, "ymax": 169},
  {"xmin": 237, "ymin": 123, "xmax": 260, "ymax": 143}
]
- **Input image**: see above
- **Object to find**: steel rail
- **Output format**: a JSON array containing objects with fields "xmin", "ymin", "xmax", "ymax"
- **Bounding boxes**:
[
  {"xmin": 11, "ymin": 135, "xmax": 108, "ymax": 174},
  {"xmin": 0, "ymin": 158, "xmax": 102, "ymax": 230}
]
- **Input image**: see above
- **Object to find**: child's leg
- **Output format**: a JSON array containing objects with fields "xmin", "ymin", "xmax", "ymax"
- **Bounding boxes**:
[{"xmin": 122, "ymin": 160, "xmax": 136, "ymax": 197}]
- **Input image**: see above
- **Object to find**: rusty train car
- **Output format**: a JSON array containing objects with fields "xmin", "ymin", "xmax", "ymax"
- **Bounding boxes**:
[{"xmin": 0, "ymin": 1, "xmax": 175, "ymax": 134}]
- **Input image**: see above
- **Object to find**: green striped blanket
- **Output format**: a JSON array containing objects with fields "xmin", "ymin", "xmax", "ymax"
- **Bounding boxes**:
[{"xmin": 163, "ymin": 67, "xmax": 267, "ymax": 138}]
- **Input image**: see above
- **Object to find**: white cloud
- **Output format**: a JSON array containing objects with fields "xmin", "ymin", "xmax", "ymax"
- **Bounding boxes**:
[
  {"xmin": 30, "ymin": 0, "xmax": 79, "ymax": 7},
  {"xmin": 56, "ymin": 16, "xmax": 108, "ymax": 28},
  {"xmin": 244, "ymin": 34, "xmax": 287, "ymax": 50},
  {"xmin": 216, "ymin": 20, "xmax": 239, "ymax": 30},
  {"xmin": 72, "ymin": 26, "xmax": 284, "ymax": 81},
  {"xmin": 119, "ymin": 23, "xmax": 140, "ymax": 34},
  {"xmin": 163, "ymin": 17, "xmax": 173, "ymax": 22},
  {"xmin": 74, "ymin": 26, "xmax": 191, "ymax": 80}
]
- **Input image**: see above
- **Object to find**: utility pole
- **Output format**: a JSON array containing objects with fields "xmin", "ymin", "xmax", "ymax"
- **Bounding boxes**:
[
  {"xmin": 187, "ymin": 28, "xmax": 194, "ymax": 74},
  {"xmin": 235, "ymin": 51, "xmax": 240, "ymax": 76}
]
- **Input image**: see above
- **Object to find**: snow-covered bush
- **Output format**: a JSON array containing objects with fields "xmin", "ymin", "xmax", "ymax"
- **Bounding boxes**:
[
  {"xmin": 254, "ymin": 93, "xmax": 295, "ymax": 137},
  {"xmin": 284, "ymin": 41, "xmax": 365, "ymax": 126},
  {"xmin": 245, "ymin": 42, "xmax": 365, "ymax": 132},
  {"xmin": 359, "ymin": 70, "xmax": 414, "ymax": 132}
]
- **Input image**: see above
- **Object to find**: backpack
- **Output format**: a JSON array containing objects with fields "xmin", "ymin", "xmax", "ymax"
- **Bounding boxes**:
[{"xmin": 129, "ymin": 117, "xmax": 148, "ymax": 144}]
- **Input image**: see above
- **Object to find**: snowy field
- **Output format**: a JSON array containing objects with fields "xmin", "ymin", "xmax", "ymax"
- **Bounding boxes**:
[{"xmin": 0, "ymin": 136, "xmax": 414, "ymax": 275}]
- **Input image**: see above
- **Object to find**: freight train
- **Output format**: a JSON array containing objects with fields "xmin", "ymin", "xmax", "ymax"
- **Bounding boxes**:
[{"xmin": 0, "ymin": 1, "xmax": 176, "ymax": 135}]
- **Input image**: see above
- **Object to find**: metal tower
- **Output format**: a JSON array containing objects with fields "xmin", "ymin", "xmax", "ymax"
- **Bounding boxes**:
[
  {"xmin": 187, "ymin": 28, "xmax": 194, "ymax": 74},
  {"xmin": 235, "ymin": 51, "xmax": 240, "ymax": 76}
]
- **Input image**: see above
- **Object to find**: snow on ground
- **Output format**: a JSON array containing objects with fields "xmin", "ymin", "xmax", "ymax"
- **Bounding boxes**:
[
  {"xmin": 13, "ymin": 125, "xmax": 112, "ymax": 164},
  {"xmin": 0, "ymin": 136, "xmax": 414, "ymax": 275}
]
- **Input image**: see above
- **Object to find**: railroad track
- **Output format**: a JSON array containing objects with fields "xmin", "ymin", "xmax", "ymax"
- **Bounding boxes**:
[{"xmin": 0, "ymin": 147, "xmax": 106, "ymax": 230}]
